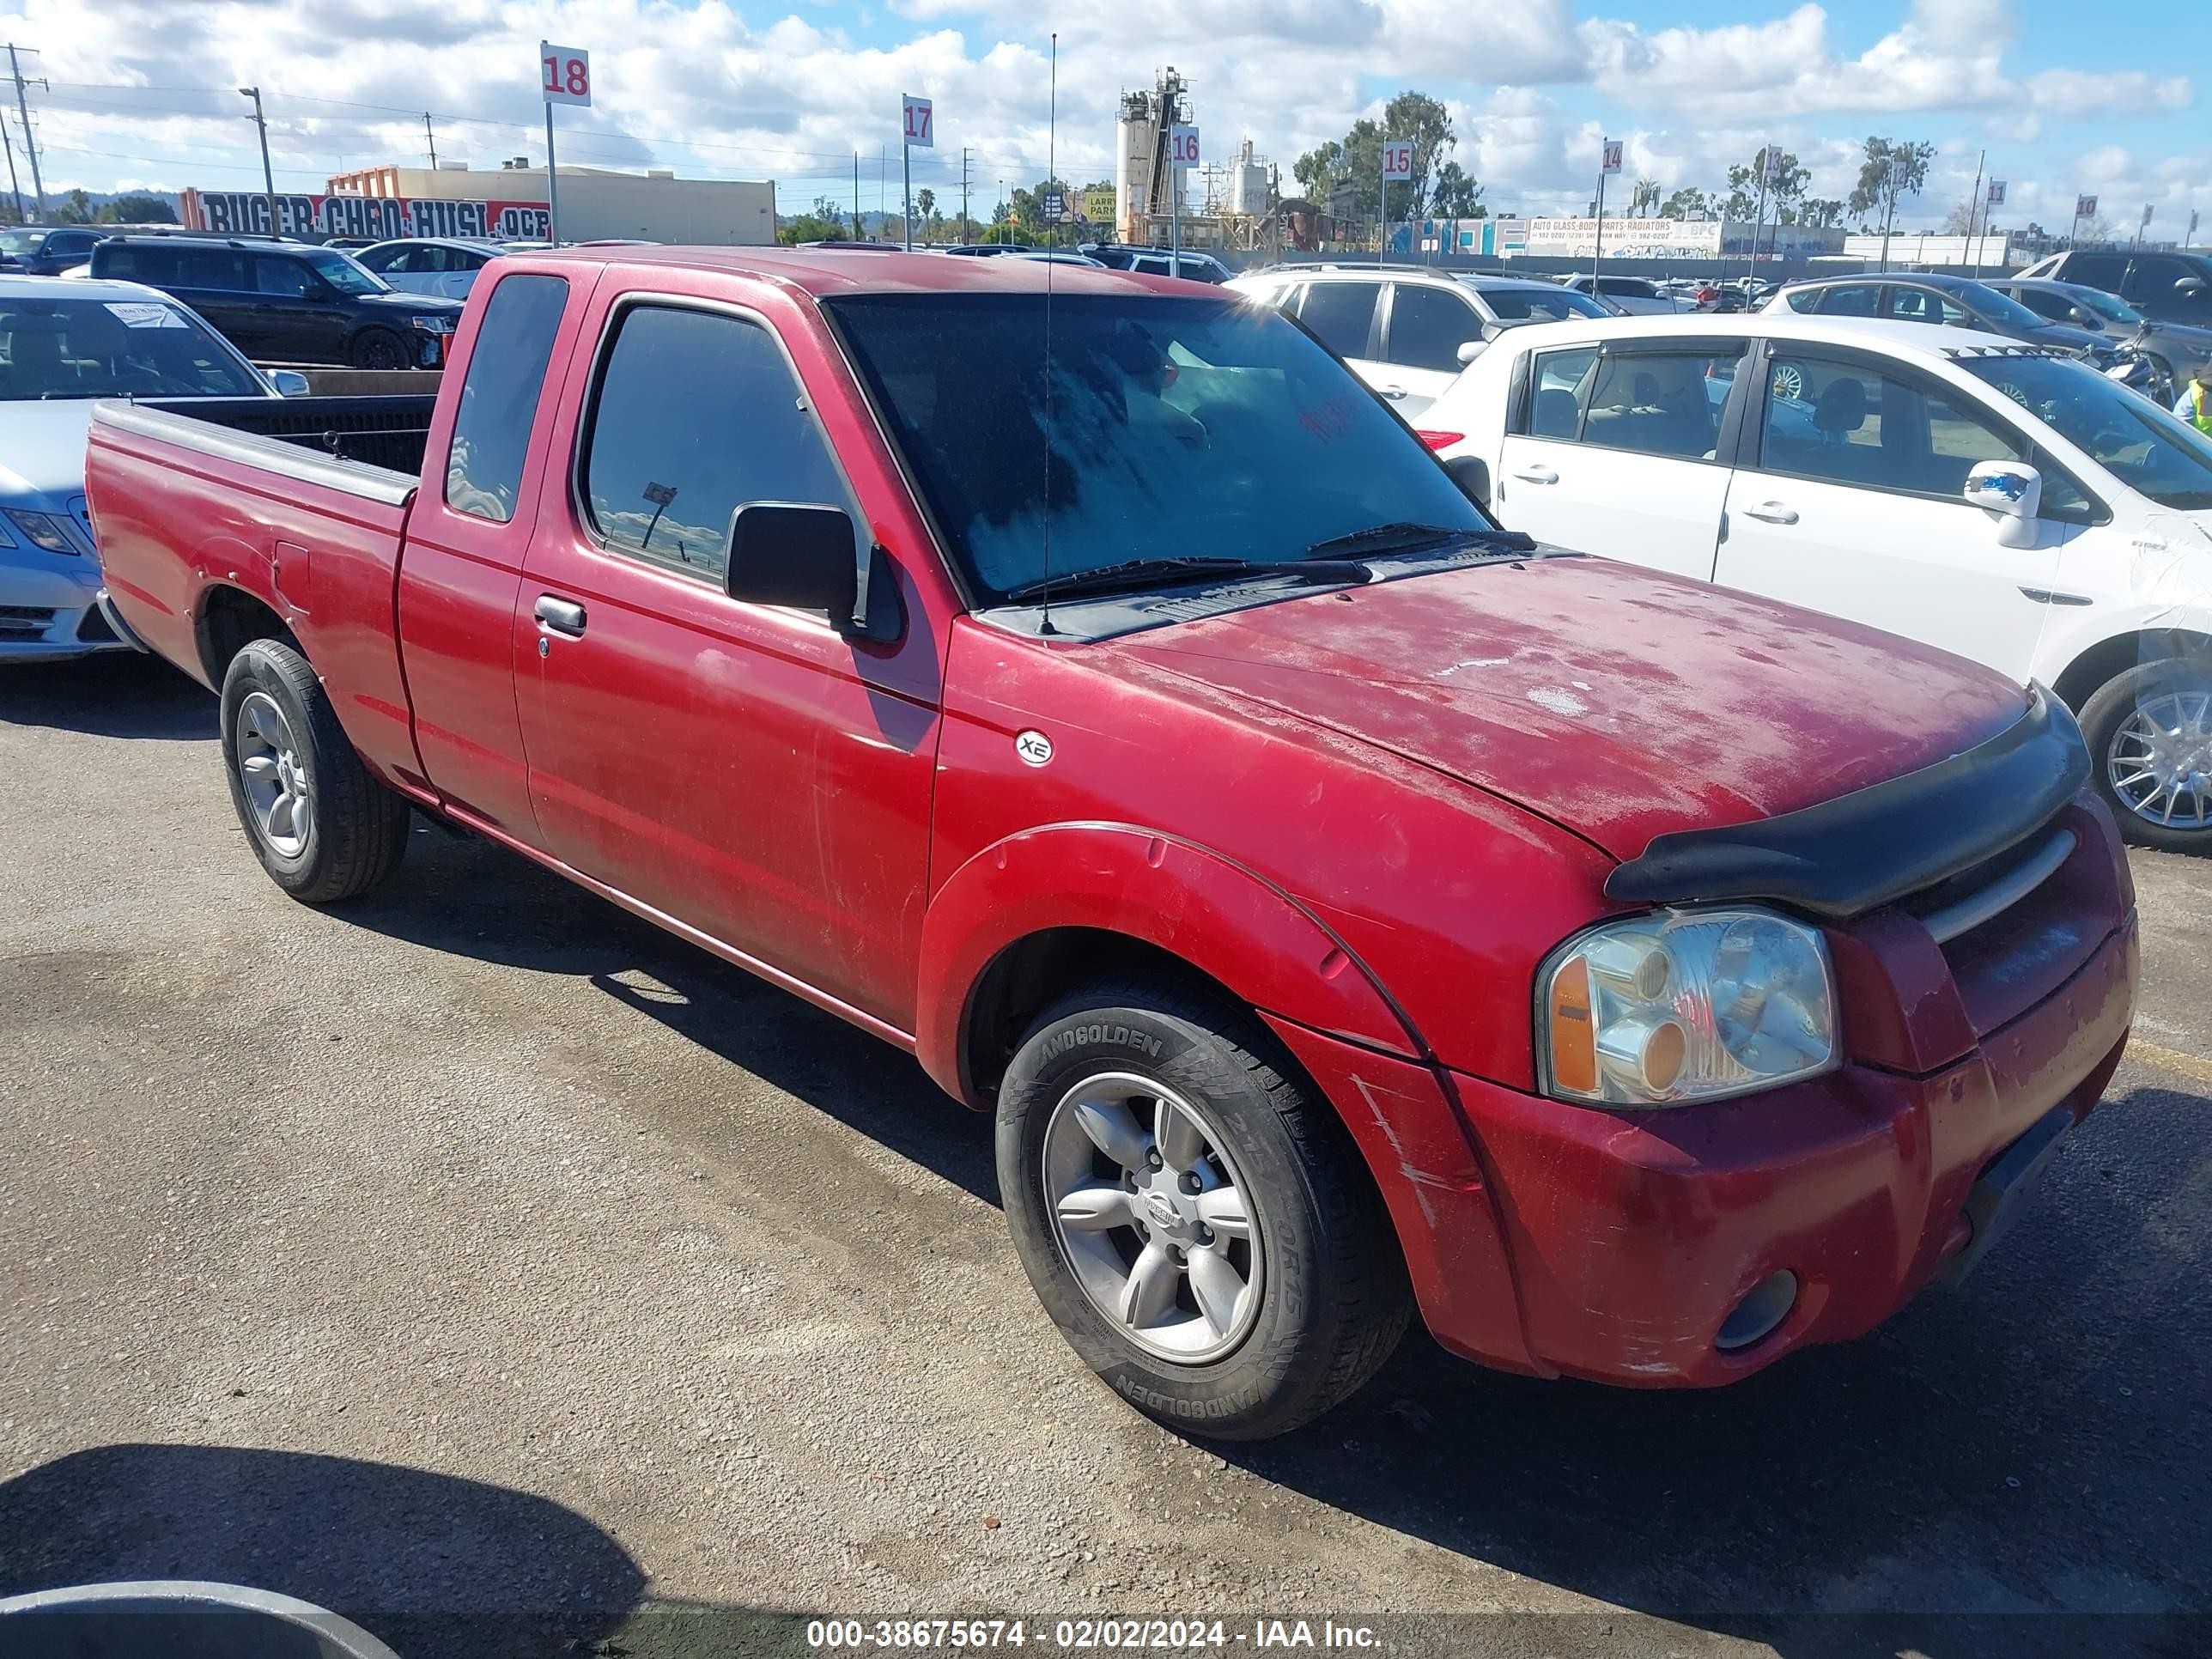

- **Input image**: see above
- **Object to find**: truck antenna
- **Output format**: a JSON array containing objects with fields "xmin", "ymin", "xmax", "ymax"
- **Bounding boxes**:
[{"xmin": 1038, "ymin": 30, "xmax": 1060, "ymax": 638}]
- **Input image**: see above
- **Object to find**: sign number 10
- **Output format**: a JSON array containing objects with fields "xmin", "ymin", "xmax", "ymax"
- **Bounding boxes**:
[{"xmin": 541, "ymin": 44, "xmax": 592, "ymax": 106}]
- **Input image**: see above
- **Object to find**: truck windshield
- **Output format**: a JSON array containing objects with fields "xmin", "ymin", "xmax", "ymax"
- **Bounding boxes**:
[
  {"xmin": 0, "ymin": 297, "xmax": 263, "ymax": 400},
  {"xmin": 1962, "ymin": 354, "xmax": 2212, "ymax": 510},
  {"xmin": 825, "ymin": 290, "xmax": 1490, "ymax": 605}
]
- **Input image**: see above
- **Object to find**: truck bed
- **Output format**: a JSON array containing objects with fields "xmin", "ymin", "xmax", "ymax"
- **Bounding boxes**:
[{"xmin": 110, "ymin": 393, "xmax": 437, "ymax": 481}]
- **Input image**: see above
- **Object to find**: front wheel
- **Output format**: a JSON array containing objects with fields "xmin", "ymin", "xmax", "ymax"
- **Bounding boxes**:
[
  {"xmin": 349, "ymin": 328, "xmax": 408, "ymax": 370},
  {"xmin": 2080, "ymin": 659, "xmax": 2212, "ymax": 854},
  {"xmin": 219, "ymin": 639, "xmax": 410, "ymax": 901},
  {"xmin": 996, "ymin": 986, "xmax": 1409, "ymax": 1440}
]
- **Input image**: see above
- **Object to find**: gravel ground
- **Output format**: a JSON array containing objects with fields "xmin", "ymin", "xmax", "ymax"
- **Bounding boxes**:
[{"xmin": 3, "ymin": 653, "xmax": 2207, "ymax": 1659}]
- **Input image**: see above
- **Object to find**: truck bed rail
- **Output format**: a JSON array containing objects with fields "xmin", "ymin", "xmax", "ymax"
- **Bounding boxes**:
[{"xmin": 91, "ymin": 398, "xmax": 424, "ymax": 507}]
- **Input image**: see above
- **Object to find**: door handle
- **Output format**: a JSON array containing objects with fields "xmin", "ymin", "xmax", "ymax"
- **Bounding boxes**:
[
  {"xmin": 534, "ymin": 594, "xmax": 586, "ymax": 637},
  {"xmin": 1743, "ymin": 501, "xmax": 1799, "ymax": 524},
  {"xmin": 1511, "ymin": 465, "xmax": 1559, "ymax": 484},
  {"xmin": 1379, "ymin": 386, "xmax": 1409, "ymax": 400}
]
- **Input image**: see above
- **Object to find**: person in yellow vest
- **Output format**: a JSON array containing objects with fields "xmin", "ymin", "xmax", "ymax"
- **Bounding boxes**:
[{"xmin": 2175, "ymin": 378, "xmax": 2212, "ymax": 435}]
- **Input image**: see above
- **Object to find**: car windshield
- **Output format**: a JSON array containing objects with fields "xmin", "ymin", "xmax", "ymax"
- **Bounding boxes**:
[
  {"xmin": 0, "ymin": 296, "xmax": 263, "ymax": 399},
  {"xmin": 1956, "ymin": 282, "xmax": 2059, "ymax": 332},
  {"xmin": 2063, "ymin": 286, "xmax": 2142, "ymax": 326},
  {"xmin": 305, "ymin": 250, "xmax": 387, "ymax": 295},
  {"xmin": 1962, "ymin": 354, "xmax": 2212, "ymax": 510},
  {"xmin": 1472, "ymin": 283, "xmax": 1612, "ymax": 321},
  {"xmin": 826, "ymin": 290, "xmax": 1492, "ymax": 605},
  {"xmin": 0, "ymin": 228, "xmax": 43, "ymax": 255}
]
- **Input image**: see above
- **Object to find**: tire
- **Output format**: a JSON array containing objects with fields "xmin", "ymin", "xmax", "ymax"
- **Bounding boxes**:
[
  {"xmin": 2078, "ymin": 658, "xmax": 2212, "ymax": 854},
  {"xmin": 349, "ymin": 328, "xmax": 408, "ymax": 371},
  {"xmin": 218, "ymin": 638, "xmax": 410, "ymax": 902},
  {"xmin": 996, "ymin": 984, "xmax": 1411, "ymax": 1440}
]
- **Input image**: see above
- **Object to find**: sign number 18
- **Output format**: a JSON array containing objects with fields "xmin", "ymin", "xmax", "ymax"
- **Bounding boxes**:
[{"xmin": 540, "ymin": 43, "xmax": 592, "ymax": 106}]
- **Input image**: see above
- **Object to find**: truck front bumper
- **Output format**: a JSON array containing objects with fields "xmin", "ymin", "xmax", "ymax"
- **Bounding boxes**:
[{"xmin": 1273, "ymin": 902, "xmax": 2138, "ymax": 1388}]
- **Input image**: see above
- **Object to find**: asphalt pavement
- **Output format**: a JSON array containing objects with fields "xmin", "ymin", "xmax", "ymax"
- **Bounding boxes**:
[{"xmin": 3, "ymin": 653, "xmax": 2206, "ymax": 1659}]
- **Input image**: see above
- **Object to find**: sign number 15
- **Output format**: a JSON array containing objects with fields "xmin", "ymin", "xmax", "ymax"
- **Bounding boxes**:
[{"xmin": 541, "ymin": 43, "xmax": 592, "ymax": 106}]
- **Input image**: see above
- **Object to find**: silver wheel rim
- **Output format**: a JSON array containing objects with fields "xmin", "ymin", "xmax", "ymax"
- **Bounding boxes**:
[
  {"xmin": 1041, "ymin": 1072, "xmax": 1265, "ymax": 1365},
  {"xmin": 236, "ymin": 691, "xmax": 313, "ymax": 858},
  {"xmin": 1770, "ymin": 364, "xmax": 1804, "ymax": 401},
  {"xmin": 2108, "ymin": 688, "xmax": 2212, "ymax": 830}
]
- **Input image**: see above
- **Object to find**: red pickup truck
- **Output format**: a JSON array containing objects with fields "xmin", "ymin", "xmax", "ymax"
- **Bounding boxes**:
[{"xmin": 88, "ymin": 248, "xmax": 2138, "ymax": 1439}]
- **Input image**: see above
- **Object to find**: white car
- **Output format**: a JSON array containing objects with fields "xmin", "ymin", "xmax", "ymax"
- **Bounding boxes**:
[
  {"xmin": 1559, "ymin": 273, "xmax": 1689, "ymax": 315},
  {"xmin": 1226, "ymin": 264, "xmax": 1612, "ymax": 419},
  {"xmin": 0, "ymin": 276, "xmax": 294, "ymax": 662},
  {"xmin": 1422, "ymin": 311, "xmax": 2212, "ymax": 850},
  {"xmin": 349, "ymin": 238, "xmax": 505, "ymax": 301}
]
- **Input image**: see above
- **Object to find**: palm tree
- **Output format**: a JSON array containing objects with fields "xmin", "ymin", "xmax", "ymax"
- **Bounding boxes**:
[{"xmin": 1631, "ymin": 178, "xmax": 1661, "ymax": 217}]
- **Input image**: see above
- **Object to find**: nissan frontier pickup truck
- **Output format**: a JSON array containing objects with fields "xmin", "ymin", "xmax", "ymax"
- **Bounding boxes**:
[{"xmin": 87, "ymin": 248, "xmax": 2139, "ymax": 1439}]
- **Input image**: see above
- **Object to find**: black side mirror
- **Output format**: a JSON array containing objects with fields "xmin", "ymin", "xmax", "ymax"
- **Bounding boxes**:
[
  {"xmin": 725, "ymin": 502, "xmax": 860, "ymax": 626},
  {"xmin": 1443, "ymin": 453, "xmax": 1490, "ymax": 507}
]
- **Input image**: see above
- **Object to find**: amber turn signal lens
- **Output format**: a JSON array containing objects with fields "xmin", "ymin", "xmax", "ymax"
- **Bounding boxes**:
[{"xmin": 1547, "ymin": 955, "xmax": 1597, "ymax": 1097}]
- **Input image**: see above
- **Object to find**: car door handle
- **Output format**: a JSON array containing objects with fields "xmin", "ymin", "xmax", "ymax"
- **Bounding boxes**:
[
  {"xmin": 1743, "ymin": 501, "xmax": 1800, "ymax": 524},
  {"xmin": 534, "ymin": 594, "xmax": 586, "ymax": 637},
  {"xmin": 1379, "ymin": 385, "xmax": 1409, "ymax": 400},
  {"xmin": 1511, "ymin": 465, "xmax": 1559, "ymax": 484}
]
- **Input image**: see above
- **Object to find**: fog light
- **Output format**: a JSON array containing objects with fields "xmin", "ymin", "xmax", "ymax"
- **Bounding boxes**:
[{"xmin": 1716, "ymin": 1269, "xmax": 1797, "ymax": 1352}]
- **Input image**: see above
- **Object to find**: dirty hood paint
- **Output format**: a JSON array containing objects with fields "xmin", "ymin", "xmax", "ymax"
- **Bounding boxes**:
[{"xmin": 1106, "ymin": 554, "xmax": 2030, "ymax": 861}]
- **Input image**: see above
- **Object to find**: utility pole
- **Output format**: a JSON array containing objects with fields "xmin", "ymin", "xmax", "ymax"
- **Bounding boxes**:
[
  {"xmin": 423, "ymin": 112, "xmax": 438, "ymax": 170},
  {"xmin": 960, "ymin": 146, "xmax": 970, "ymax": 242},
  {"xmin": 238, "ymin": 86, "xmax": 279, "ymax": 236},
  {"xmin": 0, "ymin": 119, "xmax": 21, "ymax": 224},
  {"xmin": 852, "ymin": 152, "xmax": 860, "ymax": 240},
  {"xmin": 8, "ymin": 45, "xmax": 46, "ymax": 220},
  {"xmin": 1964, "ymin": 147, "xmax": 1984, "ymax": 269}
]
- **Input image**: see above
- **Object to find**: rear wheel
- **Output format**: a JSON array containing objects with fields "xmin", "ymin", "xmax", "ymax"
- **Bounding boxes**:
[
  {"xmin": 2080, "ymin": 659, "xmax": 2212, "ymax": 854},
  {"xmin": 219, "ymin": 639, "xmax": 410, "ymax": 901},
  {"xmin": 349, "ymin": 328, "xmax": 407, "ymax": 370},
  {"xmin": 996, "ymin": 985, "xmax": 1410, "ymax": 1440}
]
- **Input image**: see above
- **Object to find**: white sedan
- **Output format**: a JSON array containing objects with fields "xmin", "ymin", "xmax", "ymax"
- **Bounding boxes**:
[
  {"xmin": 0, "ymin": 277, "xmax": 293, "ymax": 661},
  {"xmin": 349, "ymin": 238, "xmax": 505, "ymax": 301},
  {"xmin": 1421, "ymin": 310, "xmax": 2212, "ymax": 850}
]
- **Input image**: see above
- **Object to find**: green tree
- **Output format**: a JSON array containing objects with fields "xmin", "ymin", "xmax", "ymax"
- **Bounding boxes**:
[
  {"xmin": 1630, "ymin": 177, "xmax": 1661, "ymax": 216},
  {"xmin": 778, "ymin": 194, "xmax": 855, "ymax": 245},
  {"xmin": 1658, "ymin": 185, "xmax": 1713, "ymax": 221},
  {"xmin": 96, "ymin": 191, "xmax": 177, "ymax": 225},
  {"xmin": 1291, "ymin": 90, "xmax": 1466, "ymax": 226},
  {"xmin": 54, "ymin": 187, "xmax": 94, "ymax": 224},
  {"xmin": 1723, "ymin": 146, "xmax": 1808, "ymax": 221},
  {"xmin": 1848, "ymin": 137, "xmax": 1935, "ymax": 218},
  {"xmin": 1431, "ymin": 160, "xmax": 1484, "ymax": 218},
  {"xmin": 915, "ymin": 186, "xmax": 935, "ymax": 235},
  {"xmin": 1796, "ymin": 197, "xmax": 1846, "ymax": 228}
]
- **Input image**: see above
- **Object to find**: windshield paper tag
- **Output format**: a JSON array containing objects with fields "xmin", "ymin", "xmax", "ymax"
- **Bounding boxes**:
[{"xmin": 105, "ymin": 302, "xmax": 185, "ymax": 329}]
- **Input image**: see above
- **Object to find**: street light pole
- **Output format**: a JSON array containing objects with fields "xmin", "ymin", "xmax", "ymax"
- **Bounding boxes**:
[{"xmin": 239, "ymin": 86, "xmax": 279, "ymax": 236}]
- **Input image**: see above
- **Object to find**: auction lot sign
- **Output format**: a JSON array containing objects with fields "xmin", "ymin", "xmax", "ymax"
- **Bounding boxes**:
[{"xmin": 181, "ymin": 190, "xmax": 553, "ymax": 242}]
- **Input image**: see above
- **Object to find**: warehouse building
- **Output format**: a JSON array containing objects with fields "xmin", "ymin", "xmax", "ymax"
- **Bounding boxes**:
[{"xmin": 321, "ymin": 159, "xmax": 776, "ymax": 246}]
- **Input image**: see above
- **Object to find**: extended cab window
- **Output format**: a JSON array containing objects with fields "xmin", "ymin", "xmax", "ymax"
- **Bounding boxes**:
[
  {"xmin": 445, "ymin": 272, "xmax": 569, "ymax": 524},
  {"xmin": 1579, "ymin": 345, "xmax": 1744, "ymax": 460},
  {"xmin": 581, "ymin": 303, "xmax": 849, "ymax": 583}
]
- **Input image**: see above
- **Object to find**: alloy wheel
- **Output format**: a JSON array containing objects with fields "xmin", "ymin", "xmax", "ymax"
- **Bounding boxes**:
[
  {"xmin": 1041, "ymin": 1073, "xmax": 1264, "ymax": 1364},
  {"xmin": 2107, "ymin": 689, "xmax": 2212, "ymax": 830},
  {"xmin": 235, "ymin": 690, "xmax": 313, "ymax": 857}
]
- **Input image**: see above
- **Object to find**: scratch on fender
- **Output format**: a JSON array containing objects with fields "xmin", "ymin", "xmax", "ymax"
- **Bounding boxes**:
[{"xmin": 1348, "ymin": 1073, "xmax": 1434, "ymax": 1225}]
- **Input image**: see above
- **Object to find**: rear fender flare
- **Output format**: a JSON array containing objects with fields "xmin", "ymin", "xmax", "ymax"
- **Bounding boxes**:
[{"xmin": 915, "ymin": 822, "xmax": 1425, "ymax": 1103}]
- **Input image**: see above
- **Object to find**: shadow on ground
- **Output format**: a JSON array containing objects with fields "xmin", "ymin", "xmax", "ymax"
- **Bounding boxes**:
[{"xmin": 0, "ymin": 653, "xmax": 211, "ymax": 740}]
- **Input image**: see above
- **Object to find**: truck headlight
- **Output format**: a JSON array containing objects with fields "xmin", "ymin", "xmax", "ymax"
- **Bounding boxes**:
[
  {"xmin": 410, "ymin": 314, "xmax": 457, "ymax": 335},
  {"xmin": 1537, "ymin": 908, "xmax": 1838, "ymax": 1107},
  {"xmin": 7, "ymin": 509, "xmax": 75, "ymax": 554}
]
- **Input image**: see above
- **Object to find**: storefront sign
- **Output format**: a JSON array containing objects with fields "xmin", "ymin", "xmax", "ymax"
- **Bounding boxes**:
[{"xmin": 181, "ymin": 190, "xmax": 553, "ymax": 242}]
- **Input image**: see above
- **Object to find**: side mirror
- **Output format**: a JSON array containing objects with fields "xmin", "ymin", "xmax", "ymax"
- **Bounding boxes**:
[
  {"xmin": 2067, "ymin": 307, "xmax": 2098, "ymax": 326},
  {"xmin": 2178, "ymin": 276, "xmax": 2206, "ymax": 294},
  {"xmin": 1443, "ymin": 453, "xmax": 1490, "ymax": 507},
  {"xmin": 724, "ymin": 502, "xmax": 860, "ymax": 626},
  {"xmin": 268, "ymin": 368, "xmax": 311, "ymax": 398},
  {"xmin": 1479, "ymin": 320, "xmax": 1507, "ymax": 343},
  {"xmin": 1965, "ymin": 460, "xmax": 2042, "ymax": 548},
  {"xmin": 1455, "ymin": 339, "xmax": 1485, "ymax": 367}
]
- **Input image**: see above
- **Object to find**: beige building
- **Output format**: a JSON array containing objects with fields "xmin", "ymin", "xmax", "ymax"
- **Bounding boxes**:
[{"xmin": 324, "ymin": 161, "xmax": 776, "ymax": 246}]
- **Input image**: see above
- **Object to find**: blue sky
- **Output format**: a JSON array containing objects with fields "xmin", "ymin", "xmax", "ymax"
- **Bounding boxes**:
[{"xmin": 2, "ymin": 0, "xmax": 2203, "ymax": 235}]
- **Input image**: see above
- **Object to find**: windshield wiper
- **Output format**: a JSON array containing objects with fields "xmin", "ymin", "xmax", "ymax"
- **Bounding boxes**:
[
  {"xmin": 1304, "ymin": 521, "xmax": 1534, "ymax": 558},
  {"xmin": 1000, "ymin": 556, "xmax": 1370, "ymax": 605}
]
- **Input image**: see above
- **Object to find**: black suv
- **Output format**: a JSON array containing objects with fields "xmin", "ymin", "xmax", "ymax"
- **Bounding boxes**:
[
  {"xmin": 87, "ymin": 235, "xmax": 464, "ymax": 368},
  {"xmin": 2018, "ymin": 248, "xmax": 2212, "ymax": 327},
  {"xmin": 0, "ymin": 225, "xmax": 106, "ymax": 275}
]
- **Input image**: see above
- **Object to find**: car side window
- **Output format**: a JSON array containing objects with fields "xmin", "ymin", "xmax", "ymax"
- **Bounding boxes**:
[
  {"xmin": 1516, "ymin": 347, "xmax": 1600, "ymax": 439},
  {"xmin": 253, "ymin": 258, "xmax": 313, "ymax": 299},
  {"xmin": 1816, "ymin": 285, "xmax": 1879, "ymax": 317},
  {"xmin": 1579, "ymin": 345, "xmax": 1745, "ymax": 460},
  {"xmin": 581, "ymin": 303, "xmax": 852, "ymax": 590},
  {"xmin": 368, "ymin": 246, "xmax": 410, "ymax": 273},
  {"xmin": 444, "ymin": 273, "xmax": 570, "ymax": 525},
  {"xmin": 1886, "ymin": 288, "xmax": 1960, "ymax": 325},
  {"xmin": 2011, "ymin": 288, "xmax": 2071, "ymax": 323},
  {"xmin": 2067, "ymin": 254, "xmax": 2126, "ymax": 289},
  {"xmin": 181, "ymin": 249, "xmax": 250, "ymax": 290},
  {"xmin": 1292, "ymin": 282, "xmax": 1379, "ymax": 360},
  {"xmin": 1385, "ymin": 284, "xmax": 1480, "ymax": 372},
  {"xmin": 2124, "ymin": 256, "xmax": 2191, "ymax": 304}
]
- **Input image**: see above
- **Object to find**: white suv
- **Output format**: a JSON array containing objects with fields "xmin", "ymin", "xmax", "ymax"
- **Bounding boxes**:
[
  {"xmin": 1226, "ymin": 264, "xmax": 1612, "ymax": 420},
  {"xmin": 1421, "ymin": 312, "xmax": 2212, "ymax": 850}
]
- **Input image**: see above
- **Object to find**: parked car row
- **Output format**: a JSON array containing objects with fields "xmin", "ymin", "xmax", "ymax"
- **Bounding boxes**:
[{"xmin": 76, "ymin": 247, "xmax": 2144, "ymax": 1443}]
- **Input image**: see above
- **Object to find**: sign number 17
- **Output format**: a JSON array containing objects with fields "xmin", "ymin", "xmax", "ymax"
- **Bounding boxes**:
[{"xmin": 902, "ymin": 95, "xmax": 934, "ymax": 148}]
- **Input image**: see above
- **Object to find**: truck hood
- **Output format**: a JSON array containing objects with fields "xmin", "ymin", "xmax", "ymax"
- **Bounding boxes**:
[{"xmin": 1106, "ymin": 555, "xmax": 2029, "ymax": 861}]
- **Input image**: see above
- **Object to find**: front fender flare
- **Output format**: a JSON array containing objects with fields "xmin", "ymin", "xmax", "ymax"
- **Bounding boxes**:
[{"xmin": 914, "ymin": 822, "xmax": 1425, "ymax": 1103}]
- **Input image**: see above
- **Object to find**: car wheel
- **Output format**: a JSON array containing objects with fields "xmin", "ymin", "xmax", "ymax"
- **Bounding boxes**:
[
  {"xmin": 2080, "ymin": 659, "xmax": 2212, "ymax": 854},
  {"xmin": 1769, "ymin": 363, "xmax": 1805, "ymax": 401},
  {"xmin": 349, "ymin": 328, "xmax": 407, "ymax": 371},
  {"xmin": 996, "ymin": 984, "xmax": 1410, "ymax": 1440},
  {"xmin": 219, "ymin": 638, "xmax": 410, "ymax": 901}
]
